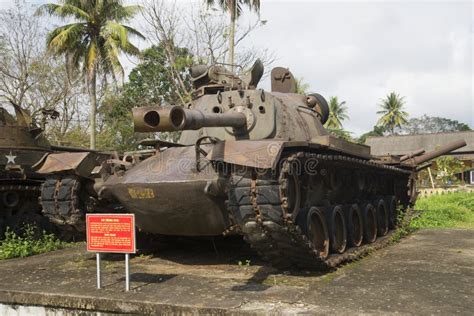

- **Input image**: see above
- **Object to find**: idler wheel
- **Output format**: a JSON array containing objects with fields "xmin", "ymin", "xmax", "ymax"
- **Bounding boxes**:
[
  {"xmin": 307, "ymin": 206, "xmax": 329, "ymax": 259},
  {"xmin": 327, "ymin": 205, "xmax": 347, "ymax": 254},
  {"xmin": 375, "ymin": 198, "xmax": 389, "ymax": 236},
  {"xmin": 386, "ymin": 196, "xmax": 398, "ymax": 229},
  {"xmin": 362, "ymin": 203, "xmax": 377, "ymax": 243},
  {"xmin": 2, "ymin": 191, "xmax": 20, "ymax": 208},
  {"xmin": 346, "ymin": 204, "xmax": 363, "ymax": 247}
]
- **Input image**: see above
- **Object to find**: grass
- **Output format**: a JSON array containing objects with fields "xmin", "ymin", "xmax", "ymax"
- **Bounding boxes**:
[
  {"xmin": 0, "ymin": 224, "xmax": 67, "ymax": 260},
  {"xmin": 412, "ymin": 192, "xmax": 474, "ymax": 229}
]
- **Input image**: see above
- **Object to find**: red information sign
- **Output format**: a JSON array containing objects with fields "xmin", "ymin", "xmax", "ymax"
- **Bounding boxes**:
[{"xmin": 86, "ymin": 214, "xmax": 136, "ymax": 253}]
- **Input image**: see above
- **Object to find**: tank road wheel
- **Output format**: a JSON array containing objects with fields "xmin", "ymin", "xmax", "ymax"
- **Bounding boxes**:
[
  {"xmin": 2, "ymin": 191, "xmax": 20, "ymax": 209},
  {"xmin": 362, "ymin": 203, "xmax": 377, "ymax": 243},
  {"xmin": 307, "ymin": 207, "xmax": 329, "ymax": 259},
  {"xmin": 279, "ymin": 158, "xmax": 302, "ymax": 220},
  {"xmin": 375, "ymin": 199, "xmax": 389, "ymax": 236},
  {"xmin": 346, "ymin": 204, "xmax": 363, "ymax": 247},
  {"xmin": 327, "ymin": 205, "xmax": 347, "ymax": 254},
  {"xmin": 386, "ymin": 196, "xmax": 398, "ymax": 229}
]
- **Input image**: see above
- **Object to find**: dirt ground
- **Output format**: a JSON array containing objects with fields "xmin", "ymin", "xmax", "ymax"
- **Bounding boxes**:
[{"xmin": 0, "ymin": 228, "xmax": 472, "ymax": 315}]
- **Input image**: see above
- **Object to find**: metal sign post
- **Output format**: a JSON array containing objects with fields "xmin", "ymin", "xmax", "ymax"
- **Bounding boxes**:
[
  {"xmin": 125, "ymin": 254, "xmax": 130, "ymax": 291},
  {"xmin": 87, "ymin": 214, "xmax": 136, "ymax": 292},
  {"xmin": 96, "ymin": 253, "xmax": 101, "ymax": 289}
]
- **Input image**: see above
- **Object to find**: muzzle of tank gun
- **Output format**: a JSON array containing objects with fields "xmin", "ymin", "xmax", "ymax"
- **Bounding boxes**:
[
  {"xmin": 133, "ymin": 106, "xmax": 247, "ymax": 132},
  {"xmin": 401, "ymin": 139, "xmax": 466, "ymax": 166},
  {"xmin": 133, "ymin": 106, "xmax": 177, "ymax": 132}
]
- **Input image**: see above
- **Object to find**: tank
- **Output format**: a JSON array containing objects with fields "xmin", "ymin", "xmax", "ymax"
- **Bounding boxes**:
[
  {"xmin": 36, "ymin": 60, "xmax": 466, "ymax": 269},
  {"xmin": 0, "ymin": 103, "xmax": 108, "ymax": 238},
  {"xmin": 0, "ymin": 103, "xmax": 52, "ymax": 235}
]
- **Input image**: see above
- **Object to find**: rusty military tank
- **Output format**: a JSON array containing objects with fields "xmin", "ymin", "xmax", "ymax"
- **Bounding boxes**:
[
  {"xmin": 0, "ymin": 103, "xmax": 110, "ymax": 238},
  {"xmin": 0, "ymin": 103, "xmax": 53, "ymax": 235},
  {"xmin": 36, "ymin": 60, "xmax": 466, "ymax": 270}
]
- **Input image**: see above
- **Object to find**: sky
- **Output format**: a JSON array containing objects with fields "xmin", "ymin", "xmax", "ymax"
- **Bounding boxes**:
[
  {"xmin": 0, "ymin": 0, "xmax": 472, "ymax": 136},
  {"xmin": 244, "ymin": 0, "xmax": 474, "ymax": 135}
]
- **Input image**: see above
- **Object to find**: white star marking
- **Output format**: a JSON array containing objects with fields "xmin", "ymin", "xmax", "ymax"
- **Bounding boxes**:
[{"xmin": 5, "ymin": 151, "xmax": 16, "ymax": 164}]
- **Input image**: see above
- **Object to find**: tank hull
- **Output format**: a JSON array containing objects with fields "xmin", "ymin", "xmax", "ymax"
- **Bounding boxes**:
[
  {"xmin": 0, "ymin": 121, "xmax": 51, "ymax": 235},
  {"xmin": 102, "ymin": 146, "xmax": 229, "ymax": 236}
]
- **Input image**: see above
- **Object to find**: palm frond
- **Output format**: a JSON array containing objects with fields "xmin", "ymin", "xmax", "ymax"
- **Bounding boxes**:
[
  {"xmin": 206, "ymin": 0, "xmax": 261, "ymax": 18},
  {"xmin": 102, "ymin": 37, "xmax": 124, "ymax": 78},
  {"xmin": 104, "ymin": 3, "xmax": 142, "ymax": 21},
  {"xmin": 122, "ymin": 25, "xmax": 146, "ymax": 40},
  {"xmin": 36, "ymin": 3, "xmax": 91, "ymax": 22},
  {"xmin": 47, "ymin": 23, "xmax": 86, "ymax": 53},
  {"xmin": 85, "ymin": 40, "xmax": 98, "ymax": 76},
  {"xmin": 103, "ymin": 21, "xmax": 129, "ymax": 47}
]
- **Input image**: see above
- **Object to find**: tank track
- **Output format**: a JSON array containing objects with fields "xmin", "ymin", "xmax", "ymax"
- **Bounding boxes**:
[
  {"xmin": 0, "ymin": 181, "xmax": 46, "ymax": 236},
  {"xmin": 40, "ymin": 176, "xmax": 86, "ymax": 238},
  {"xmin": 228, "ymin": 152, "xmax": 412, "ymax": 270},
  {"xmin": 0, "ymin": 182, "xmax": 41, "ymax": 203}
]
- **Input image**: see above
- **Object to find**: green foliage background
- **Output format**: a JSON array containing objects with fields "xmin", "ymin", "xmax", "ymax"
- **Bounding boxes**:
[
  {"xmin": 0, "ymin": 225, "xmax": 66, "ymax": 260},
  {"xmin": 413, "ymin": 192, "xmax": 474, "ymax": 229}
]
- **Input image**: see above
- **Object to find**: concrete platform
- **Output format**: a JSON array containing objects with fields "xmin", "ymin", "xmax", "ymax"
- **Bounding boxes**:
[{"xmin": 0, "ymin": 229, "xmax": 472, "ymax": 315}]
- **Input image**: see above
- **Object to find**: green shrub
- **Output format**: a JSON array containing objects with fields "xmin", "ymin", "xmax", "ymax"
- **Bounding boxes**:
[
  {"xmin": 412, "ymin": 192, "xmax": 474, "ymax": 229},
  {"xmin": 0, "ymin": 224, "xmax": 66, "ymax": 259}
]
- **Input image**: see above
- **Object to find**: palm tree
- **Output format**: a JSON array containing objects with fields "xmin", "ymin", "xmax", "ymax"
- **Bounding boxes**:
[
  {"xmin": 295, "ymin": 77, "xmax": 310, "ymax": 95},
  {"xmin": 37, "ymin": 0, "xmax": 144, "ymax": 149},
  {"xmin": 377, "ymin": 92, "xmax": 409, "ymax": 134},
  {"xmin": 325, "ymin": 96, "xmax": 349, "ymax": 129},
  {"xmin": 205, "ymin": 0, "xmax": 260, "ymax": 70}
]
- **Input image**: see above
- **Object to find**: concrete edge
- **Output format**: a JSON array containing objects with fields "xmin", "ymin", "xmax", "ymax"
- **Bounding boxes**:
[{"xmin": 0, "ymin": 290, "xmax": 242, "ymax": 315}]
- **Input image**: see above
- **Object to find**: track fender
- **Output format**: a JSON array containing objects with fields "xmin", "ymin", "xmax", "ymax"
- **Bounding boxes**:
[
  {"xmin": 208, "ymin": 140, "xmax": 306, "ymax": 169},
  {"xmin": 33, "ymin": 152, "xmax": 108, "ymax": 178}
]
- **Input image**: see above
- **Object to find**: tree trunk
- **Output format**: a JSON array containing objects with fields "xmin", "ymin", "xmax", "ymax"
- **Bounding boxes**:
[
  {"xmin": 88, "ymin": 70, "xmax": 97, "ymax": 149},
  {"xmin": 228, "ymin": 1, "xmax": 236, "ymax": 71}
]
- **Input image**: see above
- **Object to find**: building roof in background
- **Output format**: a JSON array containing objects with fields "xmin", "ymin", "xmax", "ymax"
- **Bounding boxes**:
[{"xmin": 365, "ymin": 131, "xmax": 474, "ymax": 158}]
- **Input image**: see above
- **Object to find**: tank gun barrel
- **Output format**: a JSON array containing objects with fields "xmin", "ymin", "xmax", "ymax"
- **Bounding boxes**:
[
  {"xmin": 400, "ymin": 148, "xmax": 425, "ymax": 162},
  {"xmin": 133, "ymin": 106, "xmax": 247, "ymax": 132},
  {"xmin": 170, "ymin": 107, "xmax": 246, "ymax": 131},
  {"xmin": 401, "ymin": 139, "xmax": 466, "ymax": 166}
]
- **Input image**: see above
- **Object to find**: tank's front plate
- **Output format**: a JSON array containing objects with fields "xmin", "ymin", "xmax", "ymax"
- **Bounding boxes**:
[{"xmin": 103, "ymin": 146, "xmax": 229, "ymax": 236}]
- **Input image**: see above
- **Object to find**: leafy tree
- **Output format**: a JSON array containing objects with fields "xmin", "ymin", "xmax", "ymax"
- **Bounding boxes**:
[
  {"xmin": 98, "ymin": 44, "xmax": 193, "ymax": 151},
  {"xmin": 205, "ymin": 0, "xmax": 260, "ymax": 69},
  {"xmin": 358, "ymin": 125, "xmax": 387, "ymax": 144},
  {"xmin": 396, "ymin": 115, "xmax": 471, "ymax": 135},
  {"xmin": 433, "ymin": 156, "xmax": 466, "ymax": 187},
  {"xmin": 327, "ymin": 128, "xmax": 353, "ymax": 142},
  {"xmin": 0, "ymin": 0, "xmax": 88, "ymax": 146},
  {"xmin": 376, "ymin": 92, "xmax": 409, "ymax": 134},
  {"xmin": 325, "ymin": 96, "xmax": 348, "ymax": 129},
  {"xmin": 38, "ymin": 0, "xmax": 144, "ymax": 149},
  {"xmin": 121, "ymin": 44, "xmax": 193, "ymax": 106}
]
